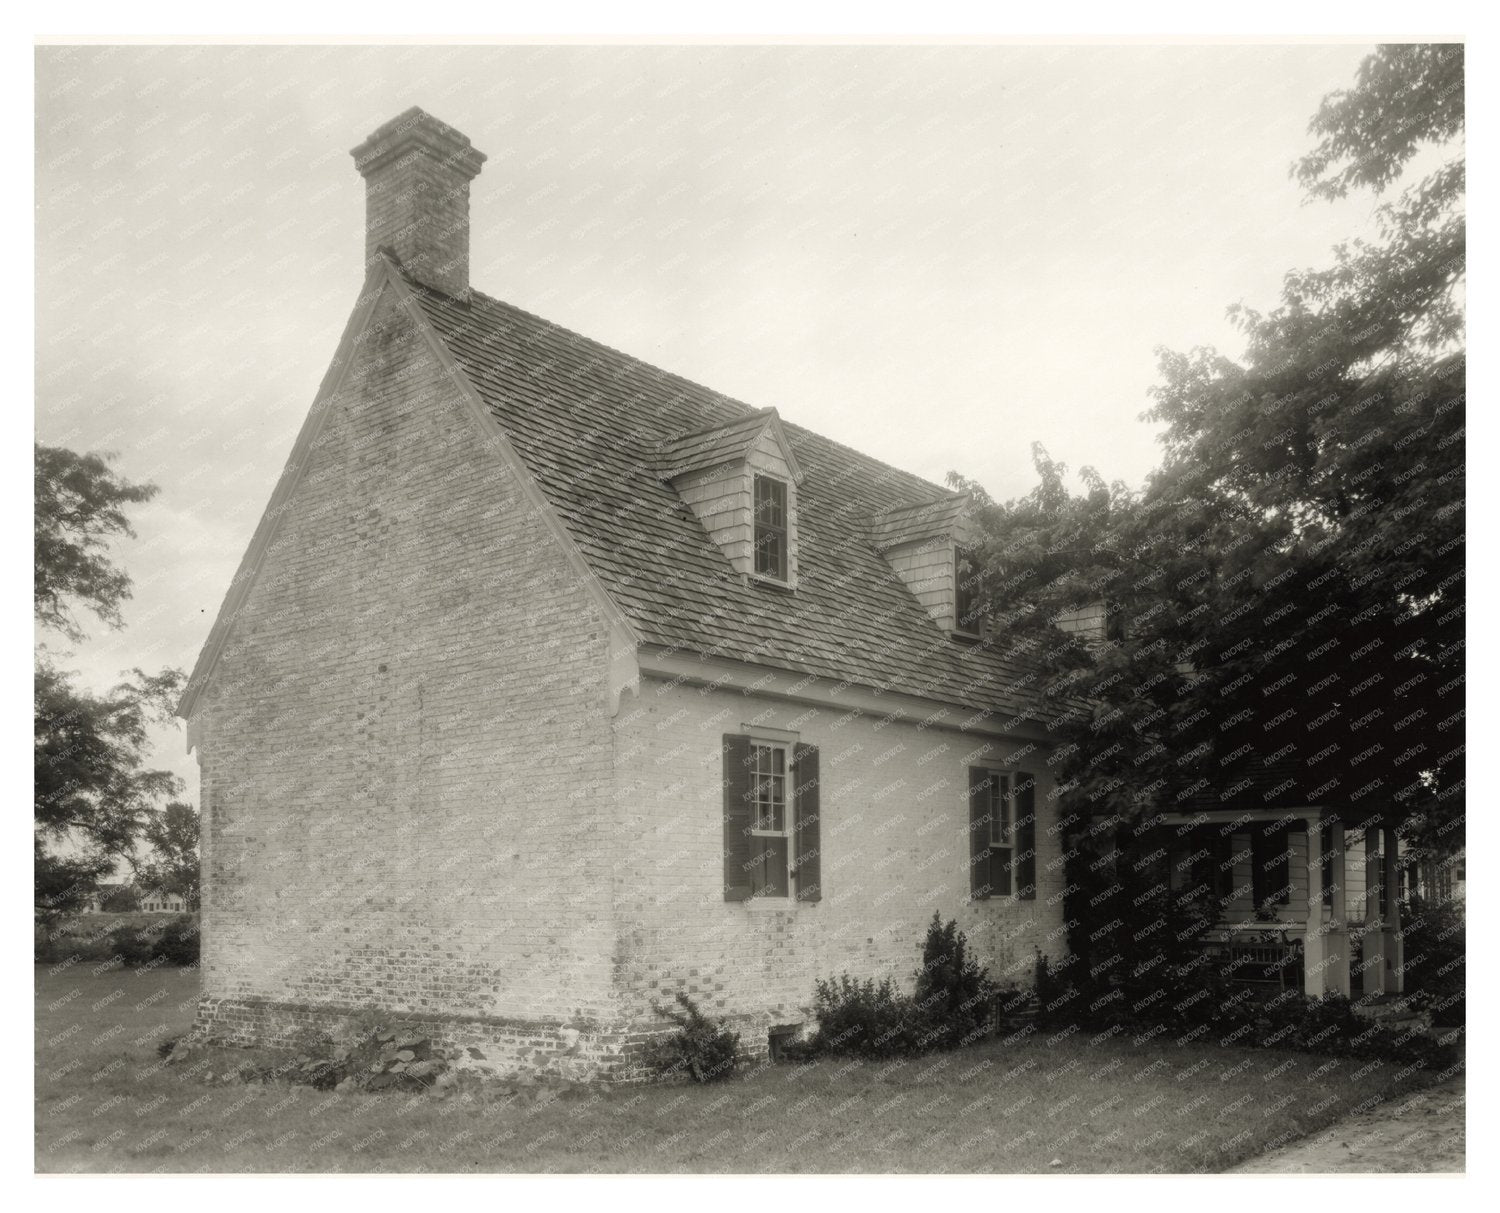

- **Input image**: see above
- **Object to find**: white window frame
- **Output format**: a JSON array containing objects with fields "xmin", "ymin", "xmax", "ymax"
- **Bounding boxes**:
[
  {"xmin": 984, "ymin": 770, "xmax": 1015, "ymax": 897},
  {"xmin": 987, "ymin": 771, "xmax": 1013, "ymax": 848},
  {"xmin": 751, "ymin": 473, "xmax": 791, "ymax": 584},
  {"xmin": 749, "ymin": 741, "xmax": 792, "ymax": 837},
  {"xmin": 745, "ymin": 730, "xmax": 798, "ymax": 904}
]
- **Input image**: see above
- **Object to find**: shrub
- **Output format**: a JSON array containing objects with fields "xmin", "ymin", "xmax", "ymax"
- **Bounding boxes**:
[
  {"xmin": 643, "ymin": 993, "xmax": 741, "ymax": 1082},
  {"xmin": 34, "ymin": 913, "xmax": 200, "ymax": 967},
  {"xmin": 804, "ymin": 974, "xmax": 925, "ymax": 1059},
  {"xmin": 1401, "ymin": 895, "xmax": 1465, "ymax": 1027},
  {"xmin": 913, "ymin": 913, "xmax": 999, "ymax": 1050},
  {"xmin": 168, "ymin": 1024, "xmax": 452, "ymax": 1093},
  {"xmin": 800, "ymin": 914, "xmax": 1003, "ymax": 1060},
  {"xmin": 153, "ymin": 915, "xmax": 200, "ymax": 966}
]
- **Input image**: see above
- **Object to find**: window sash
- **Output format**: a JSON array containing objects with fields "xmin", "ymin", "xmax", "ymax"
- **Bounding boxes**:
[
  {"xmin": 987, "ymin": 773, "xmax": 1012, "ymax": 846},
  {"xmin": 753, "ymin": 475, "xmax": 789, "ymax": 580},
  {"xmin": 750, "ymin": 742, "xmax": 788, "ymax": 834}
]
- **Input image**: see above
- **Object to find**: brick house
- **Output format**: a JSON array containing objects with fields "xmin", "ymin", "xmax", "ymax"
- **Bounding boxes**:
[{"xmin": 178, "ymin": 108, "xmax": 1077, "ymax": 1080}]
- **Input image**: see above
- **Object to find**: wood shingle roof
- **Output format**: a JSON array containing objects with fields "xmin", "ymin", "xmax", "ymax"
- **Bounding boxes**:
[{"xmin": 409, "ymin": 276, "xmax": 1050, "ymax": 724}]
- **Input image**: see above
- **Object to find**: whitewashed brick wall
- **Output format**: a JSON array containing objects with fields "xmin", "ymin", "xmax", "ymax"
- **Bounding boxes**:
[
  {"xmin": 193, "ymin": 284, "xmax": 619, "ymax": 1033},
  {"xmin": 608, "ymin": 678, "xmax": 1068, "ymax": 1047}
]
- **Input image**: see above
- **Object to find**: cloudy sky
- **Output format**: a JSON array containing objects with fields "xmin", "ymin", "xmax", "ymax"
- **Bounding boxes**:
[{"xmin": 35, "ymin": 41, "xmax": 1385, "ymax": 795}]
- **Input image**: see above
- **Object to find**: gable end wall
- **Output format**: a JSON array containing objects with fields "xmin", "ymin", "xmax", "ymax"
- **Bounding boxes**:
[{"xmin": 190, "ymin": 285, "xmax": 620, "ymax": 1071}]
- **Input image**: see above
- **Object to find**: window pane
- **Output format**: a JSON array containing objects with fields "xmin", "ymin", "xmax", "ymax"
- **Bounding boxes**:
[
  {"xmin": 755, "ymin": 531, "xmax": 786, "ymax": 579},
  {"xmin": 753, "ymin": 476, "xmax": 789, "ymax": 580},
  {"xmin": 990, "ymin": 847, "xmax": 1012, "ymax": 896},
  {"xmin": 750, "ymin": 743, "xmax": 787, "ymax": 833},
  {"xmin": 989, "ymin": 774, "xmax": 1011, "ymax": 846}
]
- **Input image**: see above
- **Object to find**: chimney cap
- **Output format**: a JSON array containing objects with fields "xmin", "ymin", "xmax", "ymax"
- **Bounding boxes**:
[{"xmin": 351, "ymin": 106, "xmax": 486, "ymax": 181}]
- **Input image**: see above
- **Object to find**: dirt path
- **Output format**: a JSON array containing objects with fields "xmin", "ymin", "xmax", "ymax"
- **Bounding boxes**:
[{"xmin": 1232, "ymin": 1075, "xmax": 1465, "ymax": 1173}]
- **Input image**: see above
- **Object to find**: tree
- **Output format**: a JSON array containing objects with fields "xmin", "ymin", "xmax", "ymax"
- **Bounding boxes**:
[
  {"xmin": 35, "ymin": 444, "xmax": 159, "ymax": 642},
  {"xmin": 135, "ymin": 801, "xmax": 201, "ymax": 911},
  {"xmin": 34, "ymin": 444, "xmax": 186, "ymax": 919},
  {"xmin": 956, "ymin": 45, "xmax": 1464, "ymax": 976}
]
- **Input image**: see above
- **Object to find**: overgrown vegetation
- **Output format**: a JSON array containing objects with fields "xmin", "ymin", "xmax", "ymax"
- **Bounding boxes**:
[
  {"xmin": 643, "ymin": 992, "xmax": 741, "ymax": 1083},
  {"xmin": 798, "ymin": 914, "xmax": 1004, "ymax": 1060},
  {"xmin": 35, "ymin": 912, "xmax": 199, "ymax": 967},
  {"xmin": 1401, "ymin": 895, "xmax": 1465, "ymax": 1028},
  {"xmin": 165, "ymin": 1022, "xmax": 453, "ymax": 1094},
  {"xmin": 1035, "ymin": 937, "xmax": 1458, "ymax": 1072}
]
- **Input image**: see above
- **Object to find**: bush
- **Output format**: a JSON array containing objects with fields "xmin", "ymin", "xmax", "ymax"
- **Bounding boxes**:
[
  {"xmin": 1038, "ymin": 937, "xmax": 1458, "ymax": 1072},
  {"xmin": 34, "ymin": 913, "xmax": 200, "ymax": 967},
  {"xmin": 913, "ymin": 913, "xmax": 999, "ymax": 1050},
  {"xmin": 167, "ymin": 1023, "xmax": 453, "ymax": 1093},
  {"xmin": 1401, "ymin": 895, "xmax": 1465, "ymax": 1027},
  {"xmin": 800, "ymin": 914, "xmax": 1002, "ymax": 1060},
  {"xmin": 805, "ymin": 974, "xmax": 926, "ymax": 1059},
  {"xmin": 153, "ymin": 916, "xmax": 200, "ymax": 966},
  {"xmin": 643, "ymin": 993, "xmax": 741, "ymax": 1082}
]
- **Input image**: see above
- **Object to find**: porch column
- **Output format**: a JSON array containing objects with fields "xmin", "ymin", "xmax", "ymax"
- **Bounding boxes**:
[
  {"xmin": 1382, "ymin": 819, "xmax": 1404, "ymax": 994},
  {"xmin": 1324, "ymin": 820, "xmax": 1349, "ymax": 997},
  {"xmin": 1363, "ymin": 824, "xmax": 1386, "ymax": 998},
  {"xmin": 1302, "ymin": 815, "xmax": 1325, "ymax": 997}
]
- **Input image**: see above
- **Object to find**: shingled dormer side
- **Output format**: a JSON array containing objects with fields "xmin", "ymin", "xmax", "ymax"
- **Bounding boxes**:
[
  {"xmin": 867, "ymin": 495, "xmax": 979, "ymax": 636},
  {"xmin": 657, "ymin": 409, "xmax": 804, "ymax": 588}
]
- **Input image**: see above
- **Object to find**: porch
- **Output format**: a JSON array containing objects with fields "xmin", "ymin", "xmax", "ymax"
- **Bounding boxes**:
[{"xmin": 1154, "ymin": 808, "xmax": 1406, "ymax": 999}]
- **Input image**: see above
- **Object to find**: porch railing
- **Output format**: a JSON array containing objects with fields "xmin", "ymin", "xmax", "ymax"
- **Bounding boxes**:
[{"xmin": 1196, "ymin": 928, "xmax": 1304, "ymax": 992}]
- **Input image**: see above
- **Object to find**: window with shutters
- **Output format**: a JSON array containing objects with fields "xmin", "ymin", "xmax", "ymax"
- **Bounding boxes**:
[
  {"xmin": 753, "ymin": 474, "xmax": 789, "ymax": 582},
  {"xmin": 970, "ymin": 768, "xmax": 1037, "ymax": 901},
  {"xmin": 724, "ymin": 733, "xmax": 822, "ymax": 904}
]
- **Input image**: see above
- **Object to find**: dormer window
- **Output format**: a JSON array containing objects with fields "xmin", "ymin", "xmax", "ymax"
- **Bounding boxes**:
[
  {"xmin": 753, "ymin": 475, "xmax": 789, "ymax": 581},
  {"xmin": 656, "ymin": 408, "xmax": 803, "ymax": 589},
  {"xmin": 866, "ymin": 494, "xmax": 976, "ymax": 636}
]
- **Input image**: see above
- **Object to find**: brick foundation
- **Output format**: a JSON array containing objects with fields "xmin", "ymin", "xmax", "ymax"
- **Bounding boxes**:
[{"xmin": 194, "ymin": 995, "xmax": 790, "ymax": 1084}]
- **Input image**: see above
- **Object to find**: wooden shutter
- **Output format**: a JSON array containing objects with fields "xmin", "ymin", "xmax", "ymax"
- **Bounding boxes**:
[
  {"xmin": 793, "ymin": 743, "xmax": 821, "ymax": 902},
  {"xmin": 722, "ymin": 734, "xmax": 755, "ymax": 902},
  {"xmin": 1016, "ymin": 771, "xmax": 1037, "ymax": 900},
  {"xmin": 969, "ymin": 767, "xmax": 991, "ymax": 899}
]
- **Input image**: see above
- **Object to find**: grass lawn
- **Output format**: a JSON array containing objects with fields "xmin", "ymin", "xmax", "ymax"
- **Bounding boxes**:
[{"xmin": 36, "ymin": 964, "xmax": 1443, "ymax": 1174}]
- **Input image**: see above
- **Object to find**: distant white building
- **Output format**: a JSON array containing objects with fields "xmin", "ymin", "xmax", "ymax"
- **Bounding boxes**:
[
  {"xmin": 79, "ymin": 883, "xmax": 188, "ymax": 914},
  {"xmin": 138, "ymin": 889, "xmax": 188, "ymax": 914}
]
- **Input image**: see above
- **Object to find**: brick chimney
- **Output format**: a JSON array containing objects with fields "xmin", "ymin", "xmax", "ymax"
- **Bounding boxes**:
[{"xmin": 351, "ymin": 107, "xmax": 487, "ymax": 299}]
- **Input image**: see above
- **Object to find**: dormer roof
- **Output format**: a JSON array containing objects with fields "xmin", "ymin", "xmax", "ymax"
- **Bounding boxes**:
[
  {"xmin": 653, "ymin": 407, "xmax": 805, "ymax": 484},
  {"xmin": 864, "ymin": 493, "xmax": 971, "ymax": 552}
]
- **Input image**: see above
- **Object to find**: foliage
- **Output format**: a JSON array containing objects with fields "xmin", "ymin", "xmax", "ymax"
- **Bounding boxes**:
[
  {"xmin": 948, "ymin": 47, "xmax": 1464, "ymax": 1013},
  {"xmin": 34, "ymin": 443, "xmax": 160, "ymax": 642},
  {"xmin": 1400, "ymin": 894, "xmax": 1465, "ymax": 1027},
  {"xmin": 166, "ymin": 1023, "xmax": 452, "ymax": 1094},
  {"xmin": 34, "ymin": 442, "xmax": 189, "ymax": 919},
  {"xmin": 804, "ymin": 974, "xmax": 927, "ymax": 1059},
  {"xmin": 642, "ymin": 992, "xmax": 741, "ymax": 1083},
  {"xmin": 98, "ymin": 883, "xmax": 142, "ymax": 912},
  {"xmin": 34, "ymin": 661, "xmax": 185, "ymax": 919},
  {"xmin": 135, "ymin": 801, "xmax": 202, "ymax": 911},
  {"xmin": 35, "ymin": 913, "xmax": 199, "ymax": 967},
  {"xmin": 912, "ymin": 913, "xmax": 1000, "ymax": 1050},
  {"xmin": 801, "ymin": 915, "xmax": 1004, "ymax": 1059}
]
